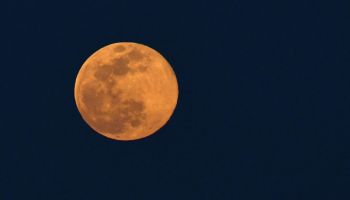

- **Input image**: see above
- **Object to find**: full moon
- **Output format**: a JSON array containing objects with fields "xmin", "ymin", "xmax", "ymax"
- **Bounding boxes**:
[{"xmin": 74, "ymin": 42, "xmax": 178, "ymax": 141}]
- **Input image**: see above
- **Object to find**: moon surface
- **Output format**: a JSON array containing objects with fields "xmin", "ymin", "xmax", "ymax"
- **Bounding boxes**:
[{"xmin": 74, "ymin": 42, "xmax": 178, "ymax": 141}]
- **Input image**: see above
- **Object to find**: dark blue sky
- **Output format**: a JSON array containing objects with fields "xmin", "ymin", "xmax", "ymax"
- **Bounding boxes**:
[{"xmin": 4, "ymin": 0, "xmax": 350, "ymax": 199}]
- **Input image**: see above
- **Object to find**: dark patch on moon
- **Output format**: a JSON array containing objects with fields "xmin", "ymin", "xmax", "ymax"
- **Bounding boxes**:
[
  {"xmin": 95, "ymin": 98, "xmax": 146, "ymax": 134},
  {"xmin": 123, "ymin": 99, "xmax": 146, "ymax": 128},
  {"xmin": 112, "ymin": 57, "xmax": 130, "ymax": 76},
  {"xmin": 81, "ymin": 81, "xmax": 105, "ymax": 115},
  {"xmin": 80, "ymin": 79, "xmax": 146, "ymax": 135},
  {"xmin": 122, "ymin": 99, "xmax": 145, "ymax": 116},
  {"xmin": 94, "ymin": 64, "xmax": 114, "ymax": 80},
  {"xmin": 110, "ymin": 91, "xmax": 121, "ymax": 105},
  {"xmin": 130, "ymin": 119, "xmax": 142, "ymax": 127},
  {"xmin": 94, "ymin": 56, "xmax": 131, "ymax": 81},
  {"xmin": 138, "ymin": 65, "xmax": 148, "ymax": 72},
  {"xmin": 114, "ymin": 45, "xmax": 126, "ymax": 52},
  {"xmin": 128, "ymin": 48, "xmax": 144, "ymax": 61}
]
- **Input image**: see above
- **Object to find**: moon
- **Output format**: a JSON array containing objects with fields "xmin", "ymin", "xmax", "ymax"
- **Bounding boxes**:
[{"xmin": 74, "ymin": 42, "xmax": 178, "ymax": 141}]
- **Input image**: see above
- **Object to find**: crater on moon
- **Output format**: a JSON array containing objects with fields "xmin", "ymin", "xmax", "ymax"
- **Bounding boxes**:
[{"xmin": 75, "ymin": 42, "xmax": 178, "ymax": 141}]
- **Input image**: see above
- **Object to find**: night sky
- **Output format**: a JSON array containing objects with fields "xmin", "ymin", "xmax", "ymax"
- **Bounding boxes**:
[{"xmin": 4, "ymin": 0, "xmax": 350, "ymax": 199}]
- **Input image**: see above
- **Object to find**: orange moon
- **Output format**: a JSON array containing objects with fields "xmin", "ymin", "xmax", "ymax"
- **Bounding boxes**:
[{"xmin": 74, "ymin": 42, "xmax": 178, "ymax": 141}]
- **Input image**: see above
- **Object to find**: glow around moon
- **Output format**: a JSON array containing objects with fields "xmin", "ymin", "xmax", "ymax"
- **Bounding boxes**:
[{"xmin": 74, "ymin": 42, "xmax": 178, "ymax": 141}]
